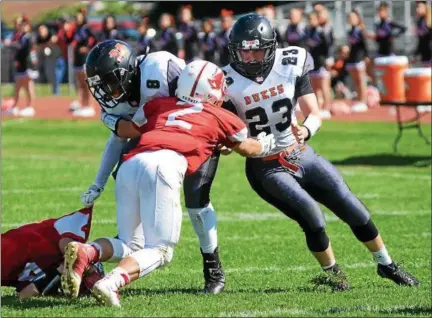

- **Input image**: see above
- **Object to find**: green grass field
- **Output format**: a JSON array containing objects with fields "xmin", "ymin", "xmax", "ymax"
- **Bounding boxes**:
[{"xmin": 1, "ymin": 119, "xmax": 431, "ymax": 317}]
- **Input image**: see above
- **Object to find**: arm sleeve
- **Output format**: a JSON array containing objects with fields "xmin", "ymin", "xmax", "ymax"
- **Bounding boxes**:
[
  {"xmin": 216, "ymin": 108, "xmax": 248, "ymax": 147},
  {"xmin": 294, "ymin": 73, "xmax": 314, "ymax": 100},
  {"xmin": 391, "ymin": 21, "xmax": 407, "ymax": 37},
  {"xmin": 93, "ymin": 133, "xmax": 127, "ymax": 188}
]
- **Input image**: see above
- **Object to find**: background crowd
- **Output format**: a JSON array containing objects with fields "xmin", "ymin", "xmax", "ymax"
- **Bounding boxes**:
[{"xmin": 1, "ymin": 1, "xmax": 431, "ymax": 118}]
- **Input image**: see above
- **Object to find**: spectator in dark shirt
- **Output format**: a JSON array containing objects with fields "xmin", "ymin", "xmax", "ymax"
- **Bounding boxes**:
[
  {"xmin": 414, "ymin": 0, "xmax": 432, "ymax": 66},
  {"xmin": 154, "ymin": 13, "xmax": 178, "ymax": 56},
  {"xmin": 70, "ymin": 8, "xmax": 97, "ymax": 117},
  {"xmin": 346, "ymin": 10, "xmax": 369, "ymax": 110},
  {"xmin": 99, "ymin": 15, "xmax": 123, "ymax": 41},
  {"xmin": 305, "ymin": 11, "xmax": 332, "ymax": 118},
  {"xmin": 137, "ymin": 18, "xmax": 155, "ymax": 55},
  {"xmin": 5, "ymin": 19, "xmax": 37, "ymax": 117},
  {"xmin": 285, "ymin": 8, "xmax": 306, "ymax": 48},
  {"xmin": 198, "ymin": 18, "xmax": 217, "ymax": 63},
  {"xmin": 177, "ymin": 5, "xmax": 199, "ymax": 63},
  {"xmin": 216, "ymin": 9, "xmax": 234, "ymax": 66},
  {"xmin": 365, "ymin": 1, "xmax": 407, "ymax": 57}
]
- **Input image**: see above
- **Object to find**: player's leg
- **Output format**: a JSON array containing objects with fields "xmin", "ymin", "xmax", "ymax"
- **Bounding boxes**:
[
  {"xmin": 245, "ymin": 157, "xmax": 349, "ymax": 291},
  {"xmin": 303, "ymin": 145, "xmax": 419, "ymax": 286},
  {"xmin": 62, "ymin": 156, "xmax": 144, "ymax": 298},
  {"xmin": 183, "ymin": 152, "xmax": 225, "ymax": 294},
  {"xmin": 93, "ymin": 150, "xmax": 187, "ymax": 306}
]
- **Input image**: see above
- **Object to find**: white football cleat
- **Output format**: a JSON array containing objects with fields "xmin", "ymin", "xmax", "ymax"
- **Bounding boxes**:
[
  {"xmin": 351, "ymin": 102, "xmax": 368, "ymax": 113},
  {"xmin": 69, "ymin": 100, "xmax": 81, "ymax": 111},
  {"xmin": 18, "ymin": 107, "xmax": 36, "ymax": 117},
  {"xmin": 92, "ymin": 277, "xmax": 121, "ymax": 307},
  {"xmin": 3, "ymin": 107, "xmax": 19, "ymax": 116},
  {"xmin": 72, "ymin": 106, "xmax": 96, "ymax": 118},
  {"xmin": 319, "ymin": 109, "xmax": 332, "ymax": 119}
]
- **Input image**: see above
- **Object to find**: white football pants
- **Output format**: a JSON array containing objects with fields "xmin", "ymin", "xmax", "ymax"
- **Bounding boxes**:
[{"xmin": 107, "ymin": 150, "xmax": 187, "ymax": 276}]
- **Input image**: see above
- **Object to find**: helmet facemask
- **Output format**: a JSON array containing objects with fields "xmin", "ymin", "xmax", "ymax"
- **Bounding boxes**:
[
  {"xmin": 86, "ymin": 66, "xmax": 134, "ymax": 109},
  {"xmin": 229, "ymin": 37, "xmax": 276, "ymax": 79}
]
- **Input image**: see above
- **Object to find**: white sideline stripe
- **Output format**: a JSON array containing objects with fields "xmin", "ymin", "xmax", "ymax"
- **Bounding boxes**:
[
  {"xmin": 1, "ymin": 155, "xmax": 430, "ymax": 180},
  {"xmin": 219, "ymin": 308, "xmax": 309, "ymax": 317},
  {"xmin": 1, "ymin": 187, "xmax": 383, "ymax": 199},
  {"xmin": 219, "ymin": 304, "xmax": 428, "ymax": 317},
  {"xmin": 2, "ymin": 210, "xmax": 430, "ymax": 228},
  {"xmin": 1, "ymin": 118, "xmax": 29, "ymax": 126},
  {"xmin": 340, "ymin": 169, "xmax": 431, "ymax": 181},
  {"xmin": 2, "ymin": 187, "xmax": 84, "ymax": 194},
  {"xmin": 197, "ymin": 260, "xmax": 428, "ymax": 275}
]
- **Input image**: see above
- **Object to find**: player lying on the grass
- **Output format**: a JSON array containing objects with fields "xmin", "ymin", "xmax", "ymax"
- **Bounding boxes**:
[
  {"xmin": 80, "ymin": 40, "xmax": 225, "ymax": 294},
  {"xmin": 220, "ymin": 13, "xmax": 419, "ymax": 290},
  {"xmin": 1, "ymin": 207, "xmax": 104, "ymax": 299},
  {"xmin": 61, "ymin": 60, "xmax": 277, "ymax": 307}
]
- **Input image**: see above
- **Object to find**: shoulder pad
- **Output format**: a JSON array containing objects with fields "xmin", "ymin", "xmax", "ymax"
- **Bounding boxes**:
[{"xmin": 274, "ymin": 47, "xmax": 314, "ymax": 77}]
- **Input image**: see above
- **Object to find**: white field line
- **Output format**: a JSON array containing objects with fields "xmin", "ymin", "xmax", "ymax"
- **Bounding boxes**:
[
  {"xmin": 189, "ymin": 260, "xmax": 429, "ymax": 275},
  {"xmin": 340, "ymin": 168, "xmax": 431, "ymax": 181},
  {"xmin": 1, "ymin": 118, "xmax": 29, "ymax": 126},
  {"xmin": 219, "ymin": 304, "xmax": 431, "ymax": 318},
  {"xmin": 1, "ymin": 156, "xmax": 430, "ymax": 180},
  {"xmin": 2, "ymin": 210, "xmax": 431, "ymax": 229}
]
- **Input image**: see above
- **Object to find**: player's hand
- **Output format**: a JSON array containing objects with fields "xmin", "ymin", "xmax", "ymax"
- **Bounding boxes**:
[
  {"xmin": 291, "ymin": 122, "xmax": 309, "ymax": 144},
  {"xmin": 257, "ymin": 132, "xmax": 276, "ymax": 156},
  {"xmin": 80, "ymin": 185, "xmax": 103, "ymax": 208},
  {"xmin": 216, "ymin": 143, "xmax": 233, "ymax": 156}
]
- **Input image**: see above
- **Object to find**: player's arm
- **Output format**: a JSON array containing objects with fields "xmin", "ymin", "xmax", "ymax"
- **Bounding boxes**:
[
  {"xmin": 291, "ymin": 51, "xmax": 322, "ymax": 144},
  {"xmin": 292, "ymin": 74, "xmax": 322, "ymax": 143},
  {"xmin": 217, "ymin": 109, "xmax": 275, "ymax": 157},
  {"xmin": 81, "ymin": 133, "xmax": 127, "ymax": 207}
]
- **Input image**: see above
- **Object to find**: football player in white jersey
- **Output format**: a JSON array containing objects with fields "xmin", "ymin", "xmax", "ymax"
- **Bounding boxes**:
[
  {"xmin": 74, "ymin": 40, "xmax": 225, "ymax": 294},
  {"xmin": 221, "ymin": 14, "xmax": 419, "ymax": 289}
]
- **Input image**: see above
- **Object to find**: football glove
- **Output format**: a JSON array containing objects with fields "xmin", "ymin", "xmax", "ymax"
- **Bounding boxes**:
[
  {"xmin": 80, "ymin": 184, "xmax": 104, "ymax": 207},
  {"xmin": 257, "ymin": 132, "xmax": 276, "ymax": 157}
]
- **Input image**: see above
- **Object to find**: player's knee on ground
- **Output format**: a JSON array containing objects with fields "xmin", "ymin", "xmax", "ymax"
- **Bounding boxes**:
[
  {"xmin": 350, "ymin": 219, "xmax": 379, "ymax": 242},
  {"xmin": 187, "ymin": 203, "xmax": 218, "ymax": 253},
  {"xmin": 158, "ymin": 245, "xmax": 174, "ymax": 266},
  {"xmin": 304, "ymin": 227, "xmax": 330, "ymax": 253}
]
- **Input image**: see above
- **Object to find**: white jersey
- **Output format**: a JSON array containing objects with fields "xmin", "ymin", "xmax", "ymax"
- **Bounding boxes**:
[
  {"xmin": 102, "ymin": 51, "xmax": 186, "ymax": 120},
  {"xmin": 223, "ymin": 47, "xmax": 314, "ymax": 155},
  {"xmin": 92, "ymin": 51, "xmax": 186, "ymax": 189}
]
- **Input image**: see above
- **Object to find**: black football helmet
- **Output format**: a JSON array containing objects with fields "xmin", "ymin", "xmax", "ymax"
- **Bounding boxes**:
[
  {"xmin": 228, "ymin": 13, "xmax": 277, "ymax": 79},
  {"xmin": 85, "ymin": 40, "xmax": 137, "ymax": 108}
]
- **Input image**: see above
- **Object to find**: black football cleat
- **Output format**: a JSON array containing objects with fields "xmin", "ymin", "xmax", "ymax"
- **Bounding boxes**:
[
  {"xmin": 377, "ymin": 263, "xmax": 420, "ymax": 286},
  {"xmin": 311, "ymin": 264, "xmax": 351, "ymax": 292},
  {"xmin": 201, "ymin": 247, "xmax": 225, "ymax": 294}
]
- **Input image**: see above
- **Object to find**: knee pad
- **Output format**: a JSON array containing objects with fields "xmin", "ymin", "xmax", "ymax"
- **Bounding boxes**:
[
  {"xmin": 350, "ymin": 219, "xmax": 379, "ymax": 242},
  {"xmin": 105, "ymin": 237, "xmax": 134, "ymax": 262},
  {"xmin": 304, "ymin": 227, "xmax": 330, "ymax": 253},
  {"xmin": 187, "ymin": 203, "xmax": 218, "ymax": 253}
]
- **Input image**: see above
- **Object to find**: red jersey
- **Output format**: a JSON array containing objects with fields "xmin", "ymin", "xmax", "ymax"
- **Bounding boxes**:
[
  {"xmin": 1, "ymin": 207, "xmax": 93, "ymax": 289},
  {"xmin": 127, "ymin": 97, "xmax": 247, "ymax": 174}
]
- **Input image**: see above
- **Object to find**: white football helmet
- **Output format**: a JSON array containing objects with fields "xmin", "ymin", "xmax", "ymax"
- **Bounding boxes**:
[{"xmin": 176, "ymin": 60, "xmax": 226, "ymax": 107}]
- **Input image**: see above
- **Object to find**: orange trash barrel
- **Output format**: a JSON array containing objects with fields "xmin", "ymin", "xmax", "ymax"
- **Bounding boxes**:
[
  {"xmin": 404, "ymin": 68, "xmax": 432, "ymax": 104},
  {"xmin": 374, "ymin": 56, "xmax": 409, "ymax": 103}
]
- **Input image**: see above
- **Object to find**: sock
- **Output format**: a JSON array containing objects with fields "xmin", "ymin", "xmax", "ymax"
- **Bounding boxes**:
[
  {"xmin": 109, "ymin": 267, "xmax": 130, "ymax": 289},
  {"xmin": 322, "ymin": 259, "xmax": 336, "ymax": 270},
  {"xmin": 90, "ymin": 242, "xmax": 102, "ymax": 261},
  {"xmin": 372, "ymin": 246, "xmax": 392, "ymax": 265}
]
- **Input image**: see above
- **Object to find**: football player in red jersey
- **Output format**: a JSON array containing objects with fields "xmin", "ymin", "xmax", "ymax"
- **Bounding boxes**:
[
  {"xmin": 61, "ymin": 60, "xmax": 277, "ymax": 306},
  {"xmin": 1, "ymin": 207, "xmax": 104, "ymax": 299}
]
